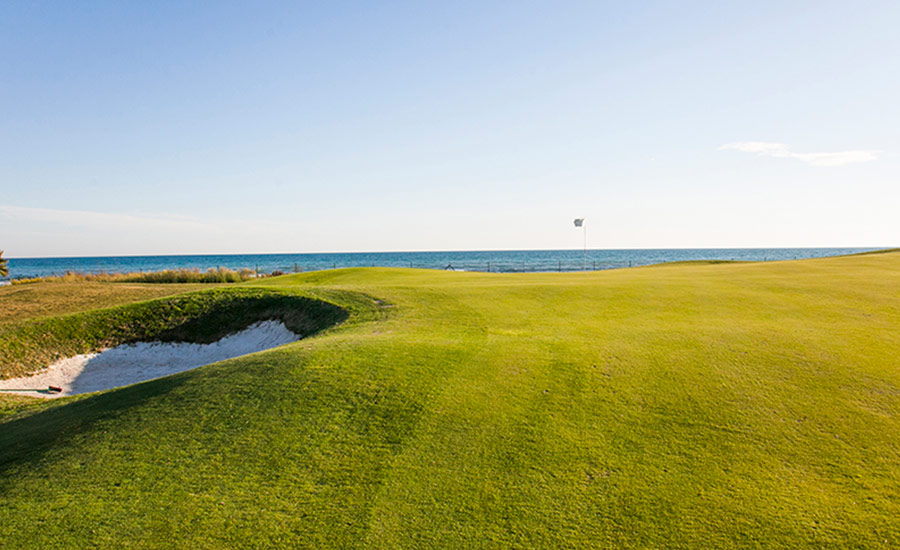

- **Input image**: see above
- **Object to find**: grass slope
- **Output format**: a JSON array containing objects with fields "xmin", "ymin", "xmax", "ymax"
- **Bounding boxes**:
[
  {"xmin": 0, "ymin": 287, "xmax": 349, "ymax": 379},
  {"xmin": 1, "ymin": 253, "xmax": 900, "ymax": 548},
  {"xmin": 0, "ymin": 281, "xmax": 213, "ymax": 327}
]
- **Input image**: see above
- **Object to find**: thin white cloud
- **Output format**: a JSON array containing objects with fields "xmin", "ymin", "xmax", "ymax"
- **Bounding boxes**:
[
  {"xmin": 0, "ymin": 204, "xmax": 307, "ymax": 257},
  {"xmin": 0, "ymin": 205, "xmax": 296, "ymax": 234},
  {"xmin": 719, "ymin": 141, "xmax": 881, "ymax": 167},
  {"xmin": 0, "ymin": 205, "xmax": 211, "ymax": 232}
]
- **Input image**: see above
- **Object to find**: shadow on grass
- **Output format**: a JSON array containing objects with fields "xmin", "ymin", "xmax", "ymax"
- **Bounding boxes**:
[{"xmin": 0, "ymin": 375, "xmax": 186, "ymax": 474}]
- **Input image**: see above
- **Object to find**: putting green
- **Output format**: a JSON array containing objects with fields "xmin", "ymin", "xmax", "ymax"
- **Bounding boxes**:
[{"xmin": 1, "ymin": 252, "xmax": 899, "ymax": 548}]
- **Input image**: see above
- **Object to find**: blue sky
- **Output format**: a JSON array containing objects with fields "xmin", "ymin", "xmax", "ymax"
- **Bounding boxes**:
[{"xmin": 1, "ymin": 1, "xmax": 898, "ymax": 257}]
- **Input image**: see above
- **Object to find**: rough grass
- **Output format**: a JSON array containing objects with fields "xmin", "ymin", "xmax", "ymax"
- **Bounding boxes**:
[
  {"xmin": 1, "ymin": 252, "xmax": 899, "ymax": 548},
  {"xmin": 0, "ymin": 281, "xmax": 212, "ymax": 327},
  {"xmin": 119, "ymin": 267, "xmax": 255, "ymax": 283}
]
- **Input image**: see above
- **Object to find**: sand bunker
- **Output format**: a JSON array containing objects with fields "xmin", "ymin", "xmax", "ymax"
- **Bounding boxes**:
[{"xmin": 0, "ymin": 320, "xmax": 301, "ymax": 398}]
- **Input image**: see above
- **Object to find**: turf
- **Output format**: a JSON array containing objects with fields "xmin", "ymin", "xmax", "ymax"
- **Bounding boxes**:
[
  {"xmin": 0, "ymin": 282, "xmax": 212, "ymax": 327},
  {"xmin": 1, "ymin": 252, "xmax": 899, "ymax": 548}
]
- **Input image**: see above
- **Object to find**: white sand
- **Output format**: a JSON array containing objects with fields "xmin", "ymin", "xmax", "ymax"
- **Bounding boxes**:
[{"xmin": 0, "ymin": 320, "xmax": 301, "ymax": 398}]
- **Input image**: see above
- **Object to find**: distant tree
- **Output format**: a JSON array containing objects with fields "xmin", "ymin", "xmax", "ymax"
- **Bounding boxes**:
[{"xmin": 0, "ymin": 250, "xmax": 8, "ymax": 278}]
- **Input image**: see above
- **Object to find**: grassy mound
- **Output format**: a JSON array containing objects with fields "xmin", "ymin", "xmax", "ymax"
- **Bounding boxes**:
[
  {"xmin": 1, "ymin": 252, "xmax": 899, "ymax": 548},
  {"xmin": 0, "ymin": 281, "xmax": 213, "ymax": 328},
  {"xmin": 0, "ymin": 287, "xmax": 349, "ymax": 379}
]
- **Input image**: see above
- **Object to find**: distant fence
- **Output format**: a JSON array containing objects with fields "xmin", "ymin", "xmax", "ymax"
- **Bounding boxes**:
[
  {"xmin": 8, "ymin": 252, "xmax": 822, "ymax": 280},
  {"xmin": 6, "ymin": 262, "xmax": 638, "ymax": 280},
  {"xmin": 271, "ymin": 260, "xmax": 641, "ymax": 274}
]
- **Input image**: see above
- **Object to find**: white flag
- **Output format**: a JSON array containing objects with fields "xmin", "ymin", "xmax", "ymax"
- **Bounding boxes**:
[{"xmin": 573, "ymin": 218, "xmax": 584, "ymax": 227}]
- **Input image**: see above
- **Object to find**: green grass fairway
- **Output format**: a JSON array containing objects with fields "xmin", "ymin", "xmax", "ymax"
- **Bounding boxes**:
[{"xmin": 2, "ymin": 253, "xmax": 899, "ymax": 548}]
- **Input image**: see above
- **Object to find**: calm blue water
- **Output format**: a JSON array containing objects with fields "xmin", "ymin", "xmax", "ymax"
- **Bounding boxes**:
[{"xmin": 3, "ymin": 248, "xmax": 881, "ymax": 280}]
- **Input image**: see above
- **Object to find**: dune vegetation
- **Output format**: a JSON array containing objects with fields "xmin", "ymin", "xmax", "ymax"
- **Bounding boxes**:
[
  {"xmin": 1, "ymin": 252, "xmax": 899, "ymax": 548},
  {"xmin": 10, "ymin": 266, "xmax": 256, "ymax": 285}
]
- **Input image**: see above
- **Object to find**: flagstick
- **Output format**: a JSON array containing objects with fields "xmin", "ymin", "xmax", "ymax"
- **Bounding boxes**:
[
  {"xmin": 573, "ymin": 218, "xmax": 586, "ymax": 271},
  {"xmin": 583, "ymin": 223, "xmax": 587, "ymax": 271}
]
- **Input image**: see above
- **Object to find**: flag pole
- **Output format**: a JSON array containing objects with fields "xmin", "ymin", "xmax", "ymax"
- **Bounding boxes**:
[{"xmin": 574, "ymin": 217, "xmax": 586, "ymax": 271}]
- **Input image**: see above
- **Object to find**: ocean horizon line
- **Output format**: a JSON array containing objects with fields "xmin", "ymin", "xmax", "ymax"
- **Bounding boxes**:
[
  {"xmin": 6, "ymin": 246, "xmax": 893, "ymax": 261},
  {"xmin": 4, "ymin": 247, "xmax": 888, "ymax": 280}
]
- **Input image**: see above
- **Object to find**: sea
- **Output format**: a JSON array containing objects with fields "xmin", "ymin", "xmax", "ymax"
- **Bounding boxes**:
[{"xmin": 3, "ymin": 248, "xmax": 881, "ymax": 280}]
